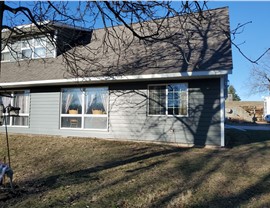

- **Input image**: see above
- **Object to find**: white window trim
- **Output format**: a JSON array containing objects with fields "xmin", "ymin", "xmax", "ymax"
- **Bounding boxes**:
[
  {"xmin": 0, "ymin": 36, "xmax": 53, "ymax": 63},
  {"xmin": 21, "ymin": 39, "xmax": 32, "ymax": 59},
  {"xmin": 21, "ymin": 38, "xmax": 47, "ymax": 60},
  {"xmin": 60, "ymin": 87, "xmax": 109, "ymax": 131},
  {"xmin": 1, "ymin": 46, "xmax": 10, "ymax": 62},
  {"xmin": 148, "ymin": 83, "xmax": 189, "ymax": 117},
  {"xmin": 1, "ymin": 90, "xmax": 30, "ymax": 128},
  {"xmin": 33, "ymin": 37, "xmax": 47, "ymax": 58}
]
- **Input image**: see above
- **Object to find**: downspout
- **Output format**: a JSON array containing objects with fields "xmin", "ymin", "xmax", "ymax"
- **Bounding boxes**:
[
  {"xmin": 220, "ymin": 76, "xmax": 225, "ymax": 147},
  {"xmin": 53, "ymin": 29, "xmax": 58, "ymax": 58}
]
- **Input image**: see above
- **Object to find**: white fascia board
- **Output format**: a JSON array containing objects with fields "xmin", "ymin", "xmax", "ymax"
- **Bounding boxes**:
[
  {"xmin": 0, "ymin": 70, "xmax": 232, "ymax": 88},
  {"xmin": 2, "ymin": 21, "xmax": 51, "ymax": 32},
  {"xmin": 2, "ymin": 20, "xmax": 91, "ymax": 33}
]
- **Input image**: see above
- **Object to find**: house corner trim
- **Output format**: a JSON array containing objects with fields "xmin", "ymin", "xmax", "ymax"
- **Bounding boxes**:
[{"xmin": 220, "ymin": 76, "xmax": 225, "ymax": 147}]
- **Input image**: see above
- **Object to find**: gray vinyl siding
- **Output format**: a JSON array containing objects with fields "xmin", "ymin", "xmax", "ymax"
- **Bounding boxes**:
[
  {"xmin": 109, "ymin": 78, "xmax": 221, "ymax": 146},
  {"xmin": 30, "ymin": 90, "xmax": 60, "ymax": 134},
  {"xmin": 0, "ymin": 78, "xmax": 221, "ymax": 146}
]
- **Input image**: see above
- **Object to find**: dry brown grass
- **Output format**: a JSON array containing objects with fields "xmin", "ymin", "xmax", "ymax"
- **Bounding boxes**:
[{"xmin": 0, "ymin": 131, "xmax": 270, "ymax": 208}]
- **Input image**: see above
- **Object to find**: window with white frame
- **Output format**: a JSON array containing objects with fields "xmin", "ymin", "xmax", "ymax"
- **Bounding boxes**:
[
  {"xmin": 0, "ymin": 90, "xmax": 30, "ymax": 126},
  {"xmin": 60, "ymin": 87, "xmax": 108, "ymax": 130},
  {"xmin": 33, "ymin": 37, "xmax": 47, "ymax": 58},
  {"xmin": 1, "ymin": 45, "xmax": 10, "ymax": 61},
  {"xmin": 21, "ymin": 37, "xmax": 47, "ymax": 59},
  {"xmin": 1, "ymin": 36, "xmax": 52, "ymax": 62},
  {"xmin": 148, "ymin": 83, "xmax": 188, "ymax": 116},
  {"xmin": 21, "ymin": 39, "xmax": 32, "ymax": 59}
]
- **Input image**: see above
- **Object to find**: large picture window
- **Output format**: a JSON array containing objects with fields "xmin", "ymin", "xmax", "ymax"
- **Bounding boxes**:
[
  {"xmin": 0, "ymin": 90, "xmax": 30, "ymax": 126},
  {"xmin": 60, "ymin": 87, "xmax": 108, "ymax": 130},
  {"xmin": 148, "ymin": 83, "xmax": 188, "ymax": 116}
]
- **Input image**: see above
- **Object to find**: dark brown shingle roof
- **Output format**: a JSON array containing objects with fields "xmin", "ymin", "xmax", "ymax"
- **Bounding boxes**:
[{"xmin": 0, "ymin": 7, "xmax": 232, "ymax": 85}]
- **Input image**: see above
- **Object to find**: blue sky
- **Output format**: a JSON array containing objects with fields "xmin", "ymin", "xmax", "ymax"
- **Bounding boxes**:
[{"xmin": 208, "ymin": 1, "xmax": 270, "ymax": 101}]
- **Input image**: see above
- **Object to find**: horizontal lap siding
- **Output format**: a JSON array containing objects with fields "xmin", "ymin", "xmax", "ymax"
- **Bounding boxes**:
[
  {"xmin": 109, "ymin": 79, "xmax": 221, "ymax": 146},
  {"xmin": 1, "ymin": 78, "xmax": 221, "ymax": 146},
  {"xmin": 28, "ymin": 88, "xmax": 111, "ymax": 138},
  {"xmin": 2, "ymin": 88, "xmax": 111, "ymax": 138},
  {"xmin": 109, "ymin": 87, "xmax": 147, "ymax": 140},
  {"xmin": 3, "ymin": 90, "xmax": 61, "ymax": 135},
  {"xmin": 30, "ymin": 92, "xmax": 60, "ymax": 134},
  {"xmin": 189, "ymin": 79, "xmax": 221, "ymax": 145}
]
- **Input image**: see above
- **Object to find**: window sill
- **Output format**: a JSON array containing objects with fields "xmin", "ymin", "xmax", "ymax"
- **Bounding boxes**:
[
  {"xmin": 2, "ymin": 125, "xmax": 29, "ymax": 128},
  {"xmin": 60, "ymin": 127, "xmax": 109, "ymax": 132},
  {"xmin": 147, "ymin": 114, "xmax": 189, "ymax": 118}
]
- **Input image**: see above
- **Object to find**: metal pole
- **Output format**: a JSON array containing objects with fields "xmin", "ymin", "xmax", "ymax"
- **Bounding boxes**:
[
  {"xmin": 0, "ymin": 1, "xmax": 4, "ymax": 74},
  {"xmin": 4, "ymin": 112, "xmax": 11, "ymax": 167}
]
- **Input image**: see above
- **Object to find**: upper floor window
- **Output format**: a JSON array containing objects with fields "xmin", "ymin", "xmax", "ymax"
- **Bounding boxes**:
[
  {"xmin": 1, "ymin": 36, "xmax": 54, "ymax": 62},
  {"xmin": 0, "ymin": 90, "xmax": 30, "ymax": 127},
  {"xmin": 21, "ymin": 37, "xmax": 47, "ymax": 59},
  {"xmin": 148, "ymin": 83, "xmax": 188, "ymax": 116},
  {"xmin": 21, "ymin": 40, "xmax": 32, "ymax": 59},
  {"xmin": 34, "ymin": 38, "xmax": 47, "ymax": 58},
  {"xmin": 1, "ymin": 46, "xmax": 10, "ymax": 62}
]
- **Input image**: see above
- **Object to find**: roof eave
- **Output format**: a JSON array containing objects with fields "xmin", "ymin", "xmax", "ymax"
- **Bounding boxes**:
[{"xmin": 0, "ymin": 70, "xmax": 232, "ymax": 88}]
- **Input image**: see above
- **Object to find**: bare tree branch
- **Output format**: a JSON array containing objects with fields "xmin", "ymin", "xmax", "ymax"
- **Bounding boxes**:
[
  {"xmin": 232, "ymin": 41, "xmax": 270, "ymax": 64},
  {"xmin": 249, "ymin": 51, "xmax": 270, "ymax": 94}
]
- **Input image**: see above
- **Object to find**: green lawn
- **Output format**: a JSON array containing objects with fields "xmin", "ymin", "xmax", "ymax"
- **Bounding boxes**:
[{"xmin": 0, "ymin": 131, "xmax": 270, "ymax": 208}]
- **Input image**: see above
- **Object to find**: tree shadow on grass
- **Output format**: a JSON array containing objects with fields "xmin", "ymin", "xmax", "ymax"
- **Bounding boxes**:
[
  {"xmin": 1, "ymin": 146, "xmax": 188, "ymax": 206},
  {"xmin": 194, "ymin": 172, "xmax": 270, "ymax": 208},
  {"xmin": 2, "ymin": 141, "xmax": 269, "ymax": 207}
]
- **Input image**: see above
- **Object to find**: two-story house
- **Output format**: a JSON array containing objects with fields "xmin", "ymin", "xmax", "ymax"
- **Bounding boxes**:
[{"xmin": 0, "ymin": 7, "xmax": 232, "ymax": 147}]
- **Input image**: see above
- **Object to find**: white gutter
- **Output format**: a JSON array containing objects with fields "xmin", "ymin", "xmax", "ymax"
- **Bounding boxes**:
[{"xmin": 0, "ymin": 70, "xmax": 232, "ymax": 88}]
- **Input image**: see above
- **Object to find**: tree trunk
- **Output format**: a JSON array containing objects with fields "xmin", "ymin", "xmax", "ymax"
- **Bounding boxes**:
[{"xmin": 0, "ymin": 1, "xmax": 5, "ymax": 74}]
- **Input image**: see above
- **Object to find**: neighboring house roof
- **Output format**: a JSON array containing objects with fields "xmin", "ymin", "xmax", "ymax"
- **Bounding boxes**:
[{"xmin": 0, "ymin": 7, "xmax": 232, "ymax": 87}]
